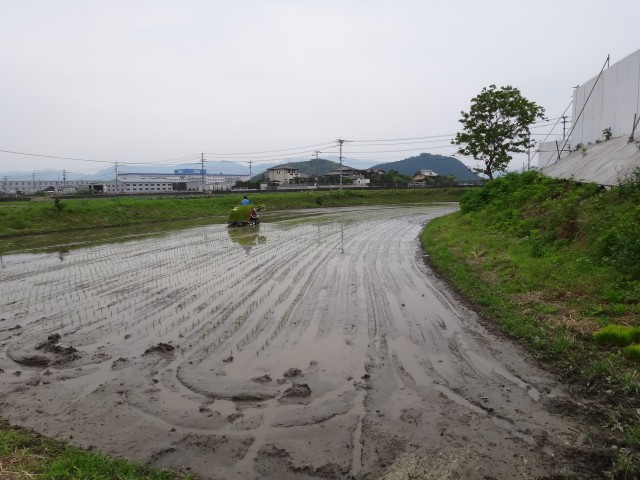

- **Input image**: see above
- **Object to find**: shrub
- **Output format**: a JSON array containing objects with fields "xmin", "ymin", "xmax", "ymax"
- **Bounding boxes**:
[
  {"xmin": 616, "ymin": 167, "xmax": 640, "ymax": 199},
  {"xmin": 591, "ymin": 206, "xmax": 640, "ymax": 279},
  {"xmin": 53, "ymin": 198, "xmax": 65, "ymax": 212}
]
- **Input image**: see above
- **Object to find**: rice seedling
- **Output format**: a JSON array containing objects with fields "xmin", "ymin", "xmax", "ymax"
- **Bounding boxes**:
[
  {"xmin": 623, "ymin": 345, "xmax": 640, "ymax": 362},
  {"xmin": 593, "ymin": 325, "xmax": 640, "ymax": 347}
]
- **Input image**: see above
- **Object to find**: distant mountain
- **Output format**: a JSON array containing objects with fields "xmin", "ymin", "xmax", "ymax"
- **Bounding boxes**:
[
  {"xmin": 372, "ymin": 153, "xmax": 481, "ymax": 181},
  {"xmin": 251, "ymin": 156, "xmax": 375, "ymax": 176},
  {"xmin": 0, "ymin": 161, "xmax": 250, "ymax": 181}
]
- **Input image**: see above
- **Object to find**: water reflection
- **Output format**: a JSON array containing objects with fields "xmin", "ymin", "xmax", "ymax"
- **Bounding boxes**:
[
  {"xmin": 227, "ymin": 225, "xmax": 267, "ymax": 254},
  {"xmin": 0, "ymin": 217, "xmax": 224, "ymax": 256}
]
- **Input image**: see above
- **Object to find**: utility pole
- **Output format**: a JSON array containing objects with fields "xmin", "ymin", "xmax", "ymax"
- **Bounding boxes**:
[
  {"xmin": 561, "ymin": 115, "xmax": 568, "ymax": 140},
  {"xmin": 336, "ymin": 138, "xmax": 351, "ymax": 191},
  {"xmin": 3, "ymin": 176, "xmax": 7, "ymax": 193},
  {"xmin": 313, "ymin": 150, "xmax": 321, "ymax": 186},
  {"xmin": 115, "ymin": 161, "xmax": 119, "ymax": 194},
  {"xmin": 249, "ymin": 160, "xmax": 253, "ymax": 179},
  {"xmin": 63, "ymin": 169, "xmax": 67, "ymax": 194},
  {"xmin": 629, "ymin": 113, "xmax": 640, "ymax": 143},
  {"xmin": 201, "ymin": 152, "xmax": 205, "ymax": 193},
  {"xmin": 32, "ymin": 172, "xmax": 36, "ymax": 194}
]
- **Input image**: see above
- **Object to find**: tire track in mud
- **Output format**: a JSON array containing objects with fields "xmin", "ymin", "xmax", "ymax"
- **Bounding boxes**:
[{"xmin": 0, "ymin": 204, "xmax": 591, "ymax": 479}]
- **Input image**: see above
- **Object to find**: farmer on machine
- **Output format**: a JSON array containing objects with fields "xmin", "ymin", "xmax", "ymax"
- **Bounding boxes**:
[{"xmin": 240, "ymin": 195, "xmax": 251, "ymax": 205}]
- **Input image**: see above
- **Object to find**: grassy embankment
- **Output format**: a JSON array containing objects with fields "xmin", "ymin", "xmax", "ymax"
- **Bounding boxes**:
[
  {"xmin": 421, "ymin": 170, "xmax": 640, "ymax": 472},
  {"xmin": 0, "ymin": 188, "xmax": 465, "ymax": 237},
  {"xmin": 0, "ymin": 420, "xmax": 192, "ymax": 480}
]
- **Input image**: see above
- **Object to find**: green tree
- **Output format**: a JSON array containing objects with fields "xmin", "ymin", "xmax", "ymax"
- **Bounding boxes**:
[{"xmin": 453, "ymin": 85, "xmax": 545, "ymax": 179}]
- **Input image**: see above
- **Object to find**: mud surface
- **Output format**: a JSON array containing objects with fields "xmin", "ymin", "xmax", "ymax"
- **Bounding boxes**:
[{"xmin": 0, "ymin": 205, "xmax": 605, "ymax": 479}]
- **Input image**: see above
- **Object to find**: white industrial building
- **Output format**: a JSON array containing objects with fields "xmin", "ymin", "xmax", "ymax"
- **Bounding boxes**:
[
  {"xmin": 539, "ymin": 49, "xmax": 640, "ymax": 186},
  {"xmin": 106, "ymin": 170, "xmax": 249, "ymax": 194},
  {"xmin": 1, "ymin": 169, "xmax": 250, "ymax": 195},
  {"xmin": 2, "ymin": 178, "xmax": 99, "ymax": 195}
]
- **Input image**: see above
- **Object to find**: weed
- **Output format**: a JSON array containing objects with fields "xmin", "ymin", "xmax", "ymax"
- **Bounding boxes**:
[
  {"xmin": 0, "ymin": 422, "xmax": 193, "ymax": 479},
  {"xmin": 616, "ymin": 166, "xmax": 640, "ymax": 199},
  {"xmin": 603, "ymin": 127, "xmax": 613, "ymax": 141},
  {"xmin": 625, "ymin": 424, "xmax": 640, "ymax": 448},
  {"xmin": 618, "ymin": 370, "xmax": 640, "ymax": 395},
  {"xmin": 604, "ymin": 449, "xmax": 640, "ymax": 479},
  {"xmin": 53, "ymin": 198, "xmax": 65, "ymax": 212}
]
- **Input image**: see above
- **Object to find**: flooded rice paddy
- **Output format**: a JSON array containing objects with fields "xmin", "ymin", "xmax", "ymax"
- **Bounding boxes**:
[{"xmin": 0, "ymin": 205, "xmax": 591, "ymax": 479}]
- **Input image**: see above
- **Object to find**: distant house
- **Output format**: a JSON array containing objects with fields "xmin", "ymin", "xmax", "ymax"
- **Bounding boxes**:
[
  {"xmin": 266, "ymin": 165, "xmax": 300, "ymax": 184},
  {"xmin": 412, "ymin": 169, "xmax": 439, "ymax": 181},
  {"xmin": 327, "ymin": 166, "xmax": 362, "ymax": 177},
  {"xmin": 353, "ymin": 175, "xmax": 370, "ymax": 186},
  {"xmin": 365, "ymin": 168, "xmax": 385, "ymax": 175}
]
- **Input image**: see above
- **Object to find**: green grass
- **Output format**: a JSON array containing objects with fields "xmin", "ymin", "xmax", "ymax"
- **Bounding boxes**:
[
  {"xmin": 420, "ymin": 170, "xmax": 640, "ymax": 466},
  {"xmin": 421, "ymin": 171, "xmax": 640, "ymax": 401},
  {"xmin": 0, "ymin": 421, "xmax": 192, "ymax": 479},
  {"xmin": 0, "ymin": 188, "xmax": 465, "ymax": 237}
]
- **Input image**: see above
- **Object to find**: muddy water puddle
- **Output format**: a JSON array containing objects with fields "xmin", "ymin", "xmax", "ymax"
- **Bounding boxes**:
[{"xmin": 0, "ymin": 205, "xmax": 592, "ymax": 479}]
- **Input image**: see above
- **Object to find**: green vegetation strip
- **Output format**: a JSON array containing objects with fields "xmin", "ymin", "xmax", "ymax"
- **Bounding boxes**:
[
  {"xmin": 421, "ymin": 170, "xmax": 640, "ymax": 447},
  {"xmin": 0, "ymin": 421, "xmax": 192, "ymax": 479},
  {"xmin": 0, "ymin": 188, "xmax": 465, "ymax": 237}
]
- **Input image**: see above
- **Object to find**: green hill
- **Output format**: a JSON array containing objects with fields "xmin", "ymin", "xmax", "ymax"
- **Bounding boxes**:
[
  {"xmin": 280, "ymin": 159, "xmax": 340, "ymax": 177},
  {"xmin": 372, "ymin": 153, "xmax": 481, "ymax": 181}
]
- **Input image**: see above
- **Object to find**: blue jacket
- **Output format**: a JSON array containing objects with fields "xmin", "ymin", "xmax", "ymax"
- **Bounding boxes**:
[{"xmin": 240, "ymin": 199, "xmax": 251, "ymax": 205}]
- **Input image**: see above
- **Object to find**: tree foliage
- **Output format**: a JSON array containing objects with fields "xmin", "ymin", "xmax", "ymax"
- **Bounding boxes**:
[
  {"xmin": 369, "ymin": 169, "xmax": 412, "ymax": 185},
  {"xmin": 453, "ymin": 85, "xmax": 545, "ymax": 179}
]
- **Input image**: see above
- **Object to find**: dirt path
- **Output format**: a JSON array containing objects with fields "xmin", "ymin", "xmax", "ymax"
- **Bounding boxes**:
[{"xmin": 0, "ymin": 205, "xmax": 598, "ymax": 479}]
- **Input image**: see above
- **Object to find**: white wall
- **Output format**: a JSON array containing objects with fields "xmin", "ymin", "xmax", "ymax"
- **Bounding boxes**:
[
  {"xmin": 537, "ymin": 140, "xmax": 564, "ymax": 168},
  {"xmin": 571, "ymin": 49, "xmax": 640, "ymax": 146}
]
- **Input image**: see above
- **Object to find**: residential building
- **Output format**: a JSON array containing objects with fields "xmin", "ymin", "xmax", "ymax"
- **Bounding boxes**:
[
  {"xmin": 412, "ymin": 169, "xmax": 439, "ymax": 181},
  {"xmin": 266, "ymin": 165, "xmax": 300, "ymax": 184},
  {"xmin": 327, "ymin": 166, "xmax": 362, "ymax": 177}
]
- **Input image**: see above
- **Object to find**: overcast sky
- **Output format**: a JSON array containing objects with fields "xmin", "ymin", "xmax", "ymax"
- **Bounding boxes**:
[{"xmin": 1, "ymin": 0, "xmax": 639, "ymax": 177}]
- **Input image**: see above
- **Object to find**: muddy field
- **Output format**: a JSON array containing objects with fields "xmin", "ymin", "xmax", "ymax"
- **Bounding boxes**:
[{"xmin": 0, "ymin": 205, "xmax": 601, "ymax": 479}]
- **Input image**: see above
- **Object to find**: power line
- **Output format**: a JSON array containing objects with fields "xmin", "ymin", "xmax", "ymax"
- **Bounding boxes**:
[
  {"xmin": 0, "ymin": 149, "xmax": 114, "ymax": 164},
  {"xmin": 350, "ymin": 134, "xmax": 454, "ymax": 143},
  {"xmin": 349, "ymin": 138, "xmax": 455, "ymax": 147},
  {"xmin": 202, "ymin": 141, "xmax": 336, "ymax": 157}
]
